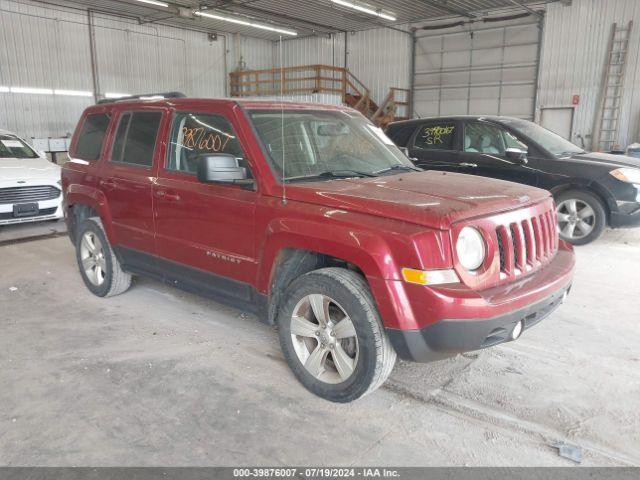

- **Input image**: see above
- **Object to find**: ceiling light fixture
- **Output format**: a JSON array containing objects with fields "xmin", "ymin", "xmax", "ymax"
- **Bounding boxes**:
[
  {"xmin": 0, "ymin": 86, "xmax": 9, "ymax": 93},
  {"xmin": 194, "ymin": 10, "xmax": 297, "ymax": 36},
  {"xmin": 10, "ymin": 87, "xmax": 54, "ymax": 95},
  {"xmin": 54, "ymin": 89, "xmax": 93, "ymax": 97},
  {"xmin": 105, "ymin": 92, "xmax": 132, "ymax": 99},
  {"xmin": 330, "ymin": 0, "xmax": 396, "ymax": 21},
  {"xmin": 134, "ymin": 0, "xmax": 169, "ymax": 7}
]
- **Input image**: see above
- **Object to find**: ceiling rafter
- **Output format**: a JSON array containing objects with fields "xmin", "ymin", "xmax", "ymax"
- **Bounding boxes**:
[
  {"xmin": 30, "ymin": 0, "xmax": 560, "ymax": 41},
  {"xmin": 417, "ymin": 0, "xmax": 478, "ymax": 19}
]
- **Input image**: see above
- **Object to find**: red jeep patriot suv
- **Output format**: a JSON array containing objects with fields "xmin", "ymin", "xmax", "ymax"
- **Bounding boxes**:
[{"xmin": 62, "ymin": 93, "xmax": 575, "ymax": 402}]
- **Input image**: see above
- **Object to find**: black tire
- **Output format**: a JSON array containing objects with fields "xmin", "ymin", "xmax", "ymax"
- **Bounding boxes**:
[
  {"xmin": 75, "ymin": 217, "xmax": 132, "ymax": 297},
  {"xmin": 277, "ymin": 267, "xmax": 396, "ymax": 403},
  {"xmin": 555, "ymin": 189, "xmax": 606, "ymax": 246}
]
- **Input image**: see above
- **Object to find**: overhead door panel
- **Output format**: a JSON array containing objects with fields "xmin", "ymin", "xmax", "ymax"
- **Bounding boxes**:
[{"xmin": 413, "ymin": 18, "xmax": 542, "ymax": 120}]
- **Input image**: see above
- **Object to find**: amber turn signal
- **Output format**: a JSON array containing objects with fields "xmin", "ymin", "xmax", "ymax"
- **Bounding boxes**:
[{"xmin": 401, "ymin": 268, "xmax": 459, "ymax": 286}]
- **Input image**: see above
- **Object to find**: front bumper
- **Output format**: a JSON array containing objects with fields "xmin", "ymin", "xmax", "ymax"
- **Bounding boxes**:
[
  {"xmin": 610, "ymin": 201, "xmax": 640, "ymax": 228},
  {"xmin": 386, "ymin": 282, "xmax": 571, "ymax": 362},
  {"xmin": 0, "ymin": 184, "xmax": 63, "ymax": 225}
]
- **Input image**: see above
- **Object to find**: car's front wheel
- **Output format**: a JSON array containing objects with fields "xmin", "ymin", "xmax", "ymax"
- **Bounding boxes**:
[
  {"xmin": 277, "ymin": 268, "xmax": 396, "ymax": 403},
  {"xmin": 75, "ymin": 217, "xmax": 132, "ymax": 297},
  {"xmin": 555, "ymin": 190, "xmax": 606, "ymax": 245}
]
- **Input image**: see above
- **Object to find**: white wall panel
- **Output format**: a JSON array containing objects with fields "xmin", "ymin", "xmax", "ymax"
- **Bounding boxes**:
[
  {"xmin": 280, "ymin": 34, "xmax": 345, "ymax": 68},
  {"xmin": 0, "ymin": 0, "xmax": 272, "ymax": 140},
  {"xmin": 233, "ymin": 34, "xmax": 274, "ymax": 71},
  {"xmin": 0, "ymin": 0, "xmax": 93, "ymax": 139},
  {"xmin": 538, "ymin": 0, "xmax": 640, "ymax": 149},
  {"xmin": 346, "ymin": 28, "xmax": 412, "ymax": 107}
]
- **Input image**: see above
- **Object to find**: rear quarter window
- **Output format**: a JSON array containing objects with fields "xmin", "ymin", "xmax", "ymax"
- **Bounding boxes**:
[{"xmin": 75, "ymin": 113, "xmax": 111, "ymax": 161}]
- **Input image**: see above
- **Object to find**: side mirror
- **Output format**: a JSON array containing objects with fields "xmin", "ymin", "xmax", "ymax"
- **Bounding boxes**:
[
  {"xmin": 505, "ymin": 148, "xmax": 528, "ymax": 164},
  {"xmin": 197, "ymin": 154, "xmax": 248, "ymax": 183}
]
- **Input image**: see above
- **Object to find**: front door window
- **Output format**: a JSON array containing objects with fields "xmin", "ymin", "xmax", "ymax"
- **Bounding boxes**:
[
  {"xmin": 465, "ymin": 123, "xmax": 528, "ymax": 155},
  {"xmin": 167, "ymin": 112, "xmax": 248, "ymax": 175},
  {"xmin": 464, "ymin": 123, "xmax": 505, "ymax": 155}
]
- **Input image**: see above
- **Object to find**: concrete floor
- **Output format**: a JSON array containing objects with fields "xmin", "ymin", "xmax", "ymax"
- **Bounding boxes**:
[{"xmin": 0, "ymin": 220, "xmax": 639, "ymax": 466}]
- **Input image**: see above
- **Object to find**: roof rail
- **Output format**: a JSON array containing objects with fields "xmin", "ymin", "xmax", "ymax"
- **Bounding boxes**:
[{"xmin": 97, "ymin": 92, "xmax": 186, "ymax": 104}]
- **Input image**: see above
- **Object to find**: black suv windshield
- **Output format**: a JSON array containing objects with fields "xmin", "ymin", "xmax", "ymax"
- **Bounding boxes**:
[
  {"xmin": 499, "ymin": 118, "xmax": 585, "ymax": 157},
  {"xmin": 0, "ymin": 135, "xmax": 38, "ymax": 159},
  {"xmin": 248, "ymin": 109, "xmax": 414, "ymax": 182}
]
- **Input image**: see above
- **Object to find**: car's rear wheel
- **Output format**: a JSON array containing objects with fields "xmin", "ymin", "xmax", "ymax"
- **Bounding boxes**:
[
  {"xmin": 555, "ymin": 190, "xmax": 606, "ymax": 245},
  {"xmin": 75, "ymin": 217, "xmax": 132, "ymax": 297},
  {"xmin": 277, "ymin": 268, "xmax": 396, "ymax": 403}
]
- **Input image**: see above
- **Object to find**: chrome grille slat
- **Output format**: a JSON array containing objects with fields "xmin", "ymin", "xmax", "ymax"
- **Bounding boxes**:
[
  {"xmin": 0, "ymin": 186, "xmax": 61, "ymax": 204},
  {"xmin": 522, "ymin": 219, "xmax": 536, "ymax": 266},
  {"xmin": 496, "ymin": 206, "xmax": 558, "ymax": 281}
]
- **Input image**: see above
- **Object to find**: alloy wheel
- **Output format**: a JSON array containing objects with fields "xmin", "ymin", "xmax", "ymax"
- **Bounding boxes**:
[
  {"xmin": 79, "ymin": 231, "xmax": 107, "ymax": 286},
  {"xmin": 557, "ymin": 199, "xmax": 596, "ymax": 241},
  {"xmin": 290, "ymin": 294, "xmax": 359, "ymax": 384}
]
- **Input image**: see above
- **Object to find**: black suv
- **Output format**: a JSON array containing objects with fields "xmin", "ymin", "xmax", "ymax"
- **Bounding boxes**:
[{"xmin": 386, "ymin": 116, "xmax": 640, "ymax": 245}]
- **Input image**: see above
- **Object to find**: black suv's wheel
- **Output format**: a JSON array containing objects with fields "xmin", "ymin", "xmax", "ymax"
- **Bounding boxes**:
[
  {"xmin": 555, "ymin": 190, "xmax": 606, "ymax": 245},
  {"xmin": 75, "ymin": 217, "xmax": 132, "ymax": 297},
  {"xmin": 277, "ymin": 268, "xmax": 396, "ymax": 403}
]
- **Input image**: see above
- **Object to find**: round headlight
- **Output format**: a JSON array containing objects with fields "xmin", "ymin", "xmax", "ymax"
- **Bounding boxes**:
[{"xmin": 456, "ymin": 227, "xmax": 486, "ymax": 271}]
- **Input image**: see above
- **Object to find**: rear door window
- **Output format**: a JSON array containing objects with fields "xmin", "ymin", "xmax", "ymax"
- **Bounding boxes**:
[
  {"xmin": 413, "ymin": 123, "xmax": 457, "ymax": 151},
  {"xmin": 75, "ymin": 113, "xmax": 111, "ymax": 161},
  {"xmin": 110, "ymin": 111, "xmax": 162, "ymax": 168}
]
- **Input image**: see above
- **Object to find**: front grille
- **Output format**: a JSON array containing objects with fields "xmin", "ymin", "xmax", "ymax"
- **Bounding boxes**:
[
  {"xmin": 496, "ymin": 208, "xmax": 558, "ymax": 278},
  {"xmin": 0, "ymin": 185, "xmax": 61, "ymax": 205},
  {"xmin": 0, "ymin": 207, "xmax": 58, "ymax": 220}
]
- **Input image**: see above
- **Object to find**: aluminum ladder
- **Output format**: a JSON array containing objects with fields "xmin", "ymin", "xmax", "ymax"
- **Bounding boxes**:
[{"xmin": 594, "ymin": 21, "xmax": 633, "ymax": 152}]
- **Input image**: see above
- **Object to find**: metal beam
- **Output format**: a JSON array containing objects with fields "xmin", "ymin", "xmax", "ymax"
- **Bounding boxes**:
[
  {"xmin": 504, "ymin": 0, "xmax": 544, "ymax": 18},
  {"xmin": 201, "ymin": 2, "xmax": 336, "ymax": 35},
  {"xmin": 87, "ymin": 9, "xmax": 100, "ymax": 103},
  {"xmin": 417, "ymin": 0, "xmax": 477, "ymax": 19}
]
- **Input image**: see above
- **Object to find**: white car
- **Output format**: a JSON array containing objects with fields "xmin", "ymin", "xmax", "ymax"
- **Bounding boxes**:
[{"xmin": 0, "ymin": 129, "xmax": 63, "ymax": 225}]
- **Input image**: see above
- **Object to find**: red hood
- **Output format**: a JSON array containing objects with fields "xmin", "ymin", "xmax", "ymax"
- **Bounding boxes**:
[{"xmin": 285, "ymin": 171, "xmax": 550, "ymax": 230}]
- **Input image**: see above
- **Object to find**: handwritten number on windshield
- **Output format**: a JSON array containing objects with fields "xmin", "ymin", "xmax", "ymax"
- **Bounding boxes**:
[{"xmin": 182, "ymin": 127, "xmax": 232, "ymax": 153}]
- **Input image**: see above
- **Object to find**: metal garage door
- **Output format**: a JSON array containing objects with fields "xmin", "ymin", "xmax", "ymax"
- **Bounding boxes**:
[{"xmin": 413, "ymin": 18, "xmax": 542, "ymax": 120}]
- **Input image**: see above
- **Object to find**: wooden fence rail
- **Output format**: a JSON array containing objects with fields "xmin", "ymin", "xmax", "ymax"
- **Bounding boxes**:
[{"xmin": 229, "ymin": 64, "xmax": 410, "ymax": 127}]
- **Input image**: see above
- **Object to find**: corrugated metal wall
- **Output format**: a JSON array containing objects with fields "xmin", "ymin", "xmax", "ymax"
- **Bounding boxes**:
[
  {"xmin": 0, "ymin": 0, "xmax": 93, "ymax": 139},
  {"xmin": 281, "ymin": 34, "xmax": 344, "ymax": 68},
  {"xmin": 232, "ymin": 33, "xmax": 274, "ymax": 71},
  {"xmin": 346, "ymin": 28, "xmax": 412, "ymax": 107},
  {"xmin": 538, "ymin": 0, "xmax": 640, "ymax": 149},
  {"xmin": 0, "ymin": 0, "xmax": 273, "ymax": 140}
]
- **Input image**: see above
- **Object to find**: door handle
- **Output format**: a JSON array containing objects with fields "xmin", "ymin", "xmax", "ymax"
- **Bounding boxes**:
[
  {"xmin": 99, "ymin": 178, "xmax": 117, "ymax": 189},
  {"xmin": 459, "ymin": 163, "xmax": 478, "ymax": 168},
  {"xmin": 155, "ymin": 189, "xmax": 181, "ymax": 201}
]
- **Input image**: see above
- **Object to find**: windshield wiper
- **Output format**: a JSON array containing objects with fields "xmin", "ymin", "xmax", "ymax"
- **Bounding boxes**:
[
  {"xmin": 556, "ymin": 150, "xmax": 585, "ymax": 158},
  {"xmin": 374, "ymin": 164, "xmax": 423, "ymax": 175},
  {"xmin": 285, "ymin": 170, "xmax": 378, "ymax": 182}
]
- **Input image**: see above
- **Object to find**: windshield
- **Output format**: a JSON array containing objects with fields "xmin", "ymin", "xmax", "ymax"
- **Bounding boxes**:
[
  {"xmin": 0, "ymin": 135, "xmax": 38, "ymax": 159},
  {"xmin": 248, "ymin": 109, "xmax": 414, "ymax": 181},
  {"xmin": 499, "ymin": 118, "xmax": 584, "ymax": 157}
]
